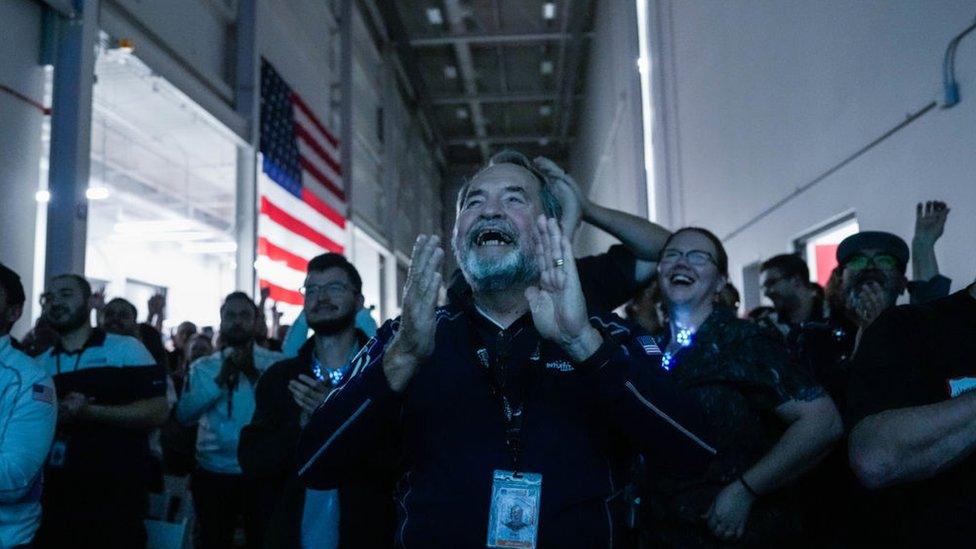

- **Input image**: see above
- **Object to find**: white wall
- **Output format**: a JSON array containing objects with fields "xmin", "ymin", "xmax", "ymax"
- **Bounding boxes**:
[
  {"xmin": 0, "ymin": 0, "xmax": 46, "ymax": 338},
  {"xmin": 569, "ymin": 0, "xmax": 647, "ymax": 256},
  {"xmin": 653, "ymin": 0, "xmax": 976, "ymax": 295}
]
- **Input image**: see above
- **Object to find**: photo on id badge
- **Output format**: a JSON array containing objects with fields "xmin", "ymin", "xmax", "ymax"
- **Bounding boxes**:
[{"xmin": 487, "ymin": 470, "xmax": 541, "ymax": 549}]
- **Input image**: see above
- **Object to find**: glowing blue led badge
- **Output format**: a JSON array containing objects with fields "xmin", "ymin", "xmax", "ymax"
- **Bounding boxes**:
[{"xmin": 661, "ymin": 327, "xmax": 696, "ymax": 371}]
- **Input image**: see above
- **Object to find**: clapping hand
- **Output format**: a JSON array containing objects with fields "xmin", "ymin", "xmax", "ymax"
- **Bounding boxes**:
[
  {"xmin": 525, "ymin": 216, "xmax": 602, "ymax": 362},
  {"xmin": 383, "ymin": 235, "xmax": 443, "ymax": 392},
  {"xmin": 289, "ymin": 373, "xmax": 330, "ymax": 426}
]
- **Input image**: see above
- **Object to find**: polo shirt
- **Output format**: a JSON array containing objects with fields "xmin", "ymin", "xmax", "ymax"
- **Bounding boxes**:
[{"xmin": 36, "ymin": 328, "xmax": 165, "ymax": 480}]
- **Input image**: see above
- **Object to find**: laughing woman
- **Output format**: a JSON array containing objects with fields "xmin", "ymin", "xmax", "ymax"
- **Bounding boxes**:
[{"xmin": 641, "ymin": 227, "xmax": 842, "ymax": 548}]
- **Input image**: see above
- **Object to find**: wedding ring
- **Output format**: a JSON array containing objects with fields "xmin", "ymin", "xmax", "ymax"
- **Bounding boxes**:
[{"xmin": 553, "ymin": 258, "xmax": 565, "ymax": 267}]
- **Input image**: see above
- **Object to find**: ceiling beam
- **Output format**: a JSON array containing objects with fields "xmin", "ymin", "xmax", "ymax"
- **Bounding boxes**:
[
  {"xmin": 558, "ymin": 0, "xmax": 594, "ymax": 138},
  {"xmin": 430, "ymin": 92, "xmax": 582, "ymax": 105},
  {"xmin": 443, "ymin": 0, "xmax": 490, "ymax": 161},
  {"xmin": 447, "ymin": 135, "xmax": 572, "ymax": 146},
  {"xmin": 411, "ymin": 31, "xmax": 592, "ymax": 47}
]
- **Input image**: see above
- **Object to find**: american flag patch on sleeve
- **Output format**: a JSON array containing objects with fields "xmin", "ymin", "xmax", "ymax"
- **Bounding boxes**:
[
  {"xmin": 636, "ymin": 335, "xmax": 661, "ymax": 356},
  {"xmin": 32, "ymin": 384, "xmax": 54, "ymax": 404}
]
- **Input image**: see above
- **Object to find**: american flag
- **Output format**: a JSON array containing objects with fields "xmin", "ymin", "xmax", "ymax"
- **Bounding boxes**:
[
  {"xmin": 258, "ymin": 59, "xmax": 346, "ymax": 311},
  {"xmin": 33, "ymin": 383, "xmax": 55, "ymax": 404}
]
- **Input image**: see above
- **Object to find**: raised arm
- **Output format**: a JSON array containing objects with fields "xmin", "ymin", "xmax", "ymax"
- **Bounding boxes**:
[
  {"xmin": 534, "ymin": 156, "xmax": 670, "ymax": 282},
  {"xmin": 909, "ymin": 200, "xmax": 951, "ymax": 304}
]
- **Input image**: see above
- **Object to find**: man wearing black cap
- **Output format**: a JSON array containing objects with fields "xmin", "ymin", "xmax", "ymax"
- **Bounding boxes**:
[{"xmin": 0, "ymin": 263, "xmax": 57, "ymax": 548}]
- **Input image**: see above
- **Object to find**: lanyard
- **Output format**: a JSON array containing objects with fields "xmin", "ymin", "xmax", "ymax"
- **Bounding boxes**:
[
  {"xmin": 55, "ymin": 347, "xmax": 86, "ymax": 375},
  {"xmin": 468, "ymin": 316, "xmax": 540, "ymax": 474}
]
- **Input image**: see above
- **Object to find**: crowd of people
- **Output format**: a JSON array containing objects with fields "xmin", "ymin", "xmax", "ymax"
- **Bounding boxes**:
[{"xmin": 0, "ymin": 150, "xmax": 972, "ymax": 549}]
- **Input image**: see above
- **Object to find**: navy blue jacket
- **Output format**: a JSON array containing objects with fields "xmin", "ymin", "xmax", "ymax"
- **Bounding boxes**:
[{"xmin": 297, "ymin": 304, "xmax": 715, "ymax": 548}]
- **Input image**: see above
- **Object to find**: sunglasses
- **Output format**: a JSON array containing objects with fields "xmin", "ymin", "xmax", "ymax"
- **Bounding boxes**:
[{"xmin": 845, "ymin": 253, "xmax": 899, "ymax": 271}]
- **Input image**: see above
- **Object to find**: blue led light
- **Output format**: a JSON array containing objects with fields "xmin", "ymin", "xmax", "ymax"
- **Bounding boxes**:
[{"xmin": 662, "ymin": 327, "xmax": 695, "ymax": 371}]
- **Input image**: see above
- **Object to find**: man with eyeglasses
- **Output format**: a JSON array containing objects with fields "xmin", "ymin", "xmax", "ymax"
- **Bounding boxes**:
[
  {"xmin": 239, "ymin": 253, "xmax": 392, "ymax": 548},
  {"xmin": 33, "ymin": 274, "xmax": 169, "ymax": 548},
  {"xmin": 175, "ymin": 291, "xmax": 283, "ymax": 549}
]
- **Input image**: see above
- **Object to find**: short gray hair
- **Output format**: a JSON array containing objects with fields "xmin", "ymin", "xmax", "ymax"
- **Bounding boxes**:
[{"xmin": 455, "ymin": 150, "xmax": 563, "ymax": 220}]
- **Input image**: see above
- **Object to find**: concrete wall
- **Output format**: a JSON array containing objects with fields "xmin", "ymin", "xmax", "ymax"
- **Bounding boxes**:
[
  {"xmin": 652, "ymin": 0, "xmax": 976, "ymax": 295},
  {"xmin": 569, "ymin": 0, "xmax": 647, "ymax": 256},
  {"xmin": 0, "ymin": 0, "xmax": 46, "ymax": 337}
]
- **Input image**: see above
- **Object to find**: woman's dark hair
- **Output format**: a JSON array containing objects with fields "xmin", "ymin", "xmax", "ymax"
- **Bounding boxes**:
[{"xmin": 661, "ymin": 227, "xmax": 729, "ymax": 276}]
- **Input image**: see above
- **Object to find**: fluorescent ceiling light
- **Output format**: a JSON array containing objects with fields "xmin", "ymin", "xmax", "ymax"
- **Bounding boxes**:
[
  {"xmin": 426, "ymin": 7, "xmax": 443, "ymax": 25},
  {"xmin": 111, "ymin": 231, "xmax": 213, "ymax": 243},
  {"xmin": 444, "ymin": 65, "xmax": 458, "ymax": 79},
  {"xmin": 114, "ymin": 219, "xmax": 196, "ymax": 234},
  {"xmin": 35, "ymin": 190, "xmax": 51, "ymax": 203},
  {"xmin": 182, "ymin": 241, "xmax": 238, "ymax": 254},
  {"xmin": 86, "ymin": 186, "xmax": 110, "ymax": 200},
  {"xmin": 543, "ymin": 2, "xmax": 556, "ymax": 20},
  {"xmin": 540, "ymin": 60, "xmax": 554, "ymax": 75}
]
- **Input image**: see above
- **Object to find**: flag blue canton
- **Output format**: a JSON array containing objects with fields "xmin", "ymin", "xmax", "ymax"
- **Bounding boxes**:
[{"xmin": 260, "ymin": 59, "xmax": 303, "ymax": 199}]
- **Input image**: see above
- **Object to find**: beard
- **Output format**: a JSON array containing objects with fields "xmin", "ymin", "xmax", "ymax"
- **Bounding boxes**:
[
  {"xmin": 221, "ymin": 326, "xmax": 254, "ymax": 347},
  {"xmin": 45, "ymin": 304, "xmax": 90, "ymax": 334},
  {"xmin": 308, "ymin": 308, "xmax": 357, "ymax": 336},
  {"xmin": 453, "ymin": 219, "xmax": 539, "ymax": 292},
  {"xmin": 456, "ymin": 244, "xmax": 538, "ymax": 292}
]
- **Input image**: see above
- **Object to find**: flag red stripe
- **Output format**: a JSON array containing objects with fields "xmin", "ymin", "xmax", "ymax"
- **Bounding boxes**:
[
  {"xmin": 257, "ymin": 237, "xmax": 313, "ymax": 272},
  {"xmin": 290, "ymin": 92, "xmax": 339, "ymax": 149},
  {"xmin": 259, "ymin": 196, "xmax": 344, "ymax": 253},
  {"xmin": 259, "ymin": 279, "xmax": 304, "ymax": 306},
  {"xmin": 300, "ymin": 157, "xmax": 346, "ymax": 202},
  {"xmin": 301, "ymin": 188, "xmax": 346, "ymax": 228},
  {"xmin": 294, "ymin": 122, "xmax": 342, "ymax": 175}
]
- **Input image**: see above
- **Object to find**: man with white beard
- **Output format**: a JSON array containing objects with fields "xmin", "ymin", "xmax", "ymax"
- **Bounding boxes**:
[{"xmin": 296, "ymin": 151, "xmax": 715, "ymax": 548}]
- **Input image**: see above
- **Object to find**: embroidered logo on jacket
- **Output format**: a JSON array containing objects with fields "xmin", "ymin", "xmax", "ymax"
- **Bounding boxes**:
[{"xmin": 545, "ymin": 361, "xmax": 574, "ymax": 372}]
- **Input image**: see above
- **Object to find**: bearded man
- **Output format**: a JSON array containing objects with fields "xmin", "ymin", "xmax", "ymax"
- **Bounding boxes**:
[
  {"xmin": 239, "ymin": 253, "xmax": 393, "ymax": 548},
  {"xmin": 175, "ymin": 291, "xmax": 283, "ymax": 549},
  {"xmin": 295, "ymin": 151, "xmax": 715, "ymax": 548},
  {"xmin": 33, "ymin": 274, "xmax": 168, "ymax": 548}
]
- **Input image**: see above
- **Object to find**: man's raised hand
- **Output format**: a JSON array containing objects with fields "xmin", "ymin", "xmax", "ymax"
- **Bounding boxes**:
[
  {"xmin": 384, "ymin": 235, "xmax": 443, "ymax": 392},
  {"xmin": 525, "ymin": 216, "xmax": 602, "ymax": 362}
]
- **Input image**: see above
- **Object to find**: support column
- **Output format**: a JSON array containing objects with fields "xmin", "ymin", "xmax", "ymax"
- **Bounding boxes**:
[
  {"xmin": 234, "ymin": 0, "xmax": 258, "ymax": 295},
  {"xmin": 44, "ymin": 0, "xmax": 99, "ymax": 280}
]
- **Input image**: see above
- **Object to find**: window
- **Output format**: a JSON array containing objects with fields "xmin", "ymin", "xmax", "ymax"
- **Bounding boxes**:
[
  {"xmin": 794, "ymin": 215, "xmax": 860, "ymax": 287},
  {"xmin": 83, "ymin": 38, "xmax": 239, "ymax": 330}
]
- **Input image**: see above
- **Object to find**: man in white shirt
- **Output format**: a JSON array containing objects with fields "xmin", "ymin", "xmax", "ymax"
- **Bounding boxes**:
[{"xmin": 176, "ymin": 291, "xmax": 283, "ymax": 549}]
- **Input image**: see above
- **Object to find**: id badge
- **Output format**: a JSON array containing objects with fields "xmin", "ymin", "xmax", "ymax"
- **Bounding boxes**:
[
  {"xmin": 486, "ymin": 470, "xmax": 542, "ymax": 549},
  {"xmin": 48, "ymin": 437, "xmax": 68, "ymax": 468}
]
